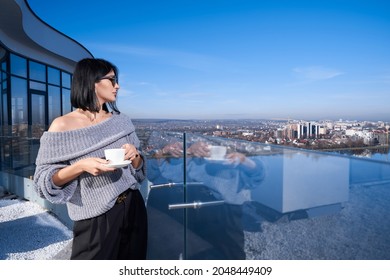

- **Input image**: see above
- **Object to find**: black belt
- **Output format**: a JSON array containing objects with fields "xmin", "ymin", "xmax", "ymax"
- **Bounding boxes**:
[{"xmin": 115, "ymin": 189, "xmax": 131, "ymax": 204}]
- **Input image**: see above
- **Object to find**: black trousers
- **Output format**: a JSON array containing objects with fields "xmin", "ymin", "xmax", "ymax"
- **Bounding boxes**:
[{"xmin": 70, "ymin": 189, "xmax": 148, "ymax": 260}]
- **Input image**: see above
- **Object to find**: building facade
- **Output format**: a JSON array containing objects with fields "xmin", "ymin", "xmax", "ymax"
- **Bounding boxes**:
[
  {"xmin": 285, "ymin": 122, "xmax": 322, "ymax": 140},
  {"xmin": 0, "ymin": 0, "xmax": 92, "ymax": 226},
  {"xmin": 1, "ymin": 0, "xmax": 93, "ymax": 129}
]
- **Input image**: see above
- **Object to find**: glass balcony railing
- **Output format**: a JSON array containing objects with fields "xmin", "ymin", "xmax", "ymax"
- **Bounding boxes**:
[
  {"xmin": 143, "ymin": 131, "xmax": 390, "ymax": 260},
  {"xmin": 1, "ymin": 127, "xmax": 390, "ymax": 259}
]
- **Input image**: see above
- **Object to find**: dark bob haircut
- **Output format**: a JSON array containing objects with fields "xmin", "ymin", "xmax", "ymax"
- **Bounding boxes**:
[{"xmin": 71, "ymin": 58, "xmax": 120, "ymax": 113}]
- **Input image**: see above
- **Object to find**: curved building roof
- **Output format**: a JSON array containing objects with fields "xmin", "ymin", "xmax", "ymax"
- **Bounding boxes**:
[{"xmin": 0, "ymin": 0, "xmax": 93, "ymax": 72}]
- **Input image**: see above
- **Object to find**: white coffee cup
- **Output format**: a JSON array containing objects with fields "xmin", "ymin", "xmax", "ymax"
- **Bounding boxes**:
[
  {"xmin": 209, "ymin": 145, "xmax": 227, "ymax": 160},
  {"xmin": 104, "ymin": 148, "xmax": 125, "ymax": 163}
]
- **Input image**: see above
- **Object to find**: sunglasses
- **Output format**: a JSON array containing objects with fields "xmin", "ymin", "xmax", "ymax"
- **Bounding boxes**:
[{"xmin": 99, "ymin": 76, "xmax": 118, "ymax": 87}]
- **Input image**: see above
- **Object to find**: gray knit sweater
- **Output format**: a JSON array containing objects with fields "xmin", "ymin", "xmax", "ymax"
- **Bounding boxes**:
[{"xmin": 33, "ymin": 112, "xmax": 146, "ymax": 221}]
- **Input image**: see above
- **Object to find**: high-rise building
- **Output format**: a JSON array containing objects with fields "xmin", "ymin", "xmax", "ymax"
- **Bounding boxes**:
[
  {"xmin": 0, "ymin": 0, "xmax": 93, "ymax": 194},
  {"xmin": 285, "ymin": 122, "xmax": 321, "ymax": 139},
  {"xmin": 0, "ymin": 0, "xmax": 93, "ymax": 130}
]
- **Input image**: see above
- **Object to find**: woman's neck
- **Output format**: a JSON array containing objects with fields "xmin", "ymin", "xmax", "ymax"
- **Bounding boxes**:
[{"xmin": 77, "ymin": 108, "xmax": 110, "ymax": 123}]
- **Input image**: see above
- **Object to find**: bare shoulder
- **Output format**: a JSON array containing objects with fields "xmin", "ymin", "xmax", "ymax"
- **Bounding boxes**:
[{"xmin": 48, "ymin": 112, "xmax": 79, "ymax": 132}]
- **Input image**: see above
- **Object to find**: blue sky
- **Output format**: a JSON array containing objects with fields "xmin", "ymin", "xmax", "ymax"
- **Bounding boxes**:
[{"xmin": 27, "ymin": 0, "xmax": 390, "ymax": 121}]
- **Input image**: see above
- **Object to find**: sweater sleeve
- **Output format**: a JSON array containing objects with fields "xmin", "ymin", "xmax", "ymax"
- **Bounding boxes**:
[
  {"xmin": 125, "ymin": 130, "xmax": 147, "ymax": 183},
  {"xmin": 132, "ymin": 154, "xmax": 147, "ymax": 183},
  {"xmin": 33, "ymin": 162, "xmax": 78, "ymax": 204}
]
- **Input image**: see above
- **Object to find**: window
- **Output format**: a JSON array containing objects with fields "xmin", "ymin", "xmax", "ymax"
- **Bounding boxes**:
[
  {"xmin": 29, "ymin": 61, "xmax": 46, "ymax": 82},
  {"xmin": 4, "ymin": 52, "xmax": 73, "ymax": 127},
  {"xmin": 62, "ymin": 88, "xmax": 71, "ymax": 114},
  {"xmin": 1, "ymin": 60, "xmax": 7, "ymax": 81},
  {"xmin": 31, "ymin": 94, "xmax": 45, "ymax": 126},
  {"xmin": 0, "ymin": 61, "xmax": 5, "ymax": 125},
  {"xmin": 48, "ymin": 67, "xmax": 60, "ymax": 85},
  {"xmin": 62, "ymin": 72, "xmax": 71, "ymax": 88},
  {"xmin": 30, "ymin": 81, "xmax": 46, "ymax": 91},
  {"xmin": 48, "ymin": 85, "xmax": 61, "ymax": 123},
  {"xmin": 10, "ymin": 54, "xmax": 27, "ymax": 78},
  {"xmin": 11, "ymin": 76, "xmax": 27, "ymax": 124},
  {"xmin": 2, "ymin": 94, "xmax": 7, "ymax": 124}
]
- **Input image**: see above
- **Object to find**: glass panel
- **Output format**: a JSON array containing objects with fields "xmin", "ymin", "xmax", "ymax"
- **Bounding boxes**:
[
  {"xmin": 1, "ymin": 60, "xmax": 7, "ymax": 80},
  {"xmin": 2, "ymin": 76, "xmax": 7, "ymax": 90},
  {"xmin": 48, "ymin": 85, "xmax": 61, "ymax": 124},
  {"xmin": 10, "ymin": 54, "xmax": 27, "ymax": 78},
  {"xmin": 62, "ymin": 72, "xmax": 71, "ymax": 88},
  {"xmin": 0, "ymin": 61, "xmax": 8, "ymax": 93},
  {"xmin": 31, "ymin": 94, "xmax": 45, "ymax": 126},
  {"xmin": 350, "ymin": 156, "xmax": 390, "ymax": 184},
  {"xmin": 0, "ymin": 90, "xmax": 2, "ymax": 126},
  {"xmin": 62, "ymin": 88, "xmax": 71, "ymax": 114},
  {"xmin": 144, "ymin": 131, "xmax": 185, "ymax": 259},
  {"xmin": 48, "ymin": 67, "xmax": 60, "ymax": 85},
  {"xmin": 30, "ymin": 81, "xmax": 46, "ymax": 91},
  {"xmin": 181, "ymin": 134, "xmax": 390, "ymax": 260},
  {"xmin": 2, "ymin": 94, "xmax": 8, "ymax": 124},
  {"xmin": 29, "ymin": 61, "xmax": 46, "ymax": 82},
  {"xmin": 0, "ymin": 69, "xmax": 3, "ymax": 125},
  {"xmin": 4, "ymin": 127, "xmax": 37, "ymax": 177},
  {"xmin": 184, "ymin": 134, "xmax": 250, "ymax": 259},
  {"xmin": 11, "ymin": 76, "xmax": 27, "ymax": 124}
]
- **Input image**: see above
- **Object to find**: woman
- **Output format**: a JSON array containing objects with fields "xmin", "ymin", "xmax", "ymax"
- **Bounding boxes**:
[{"xmin": 33, "ymin": 58, "xmax": 147, "ymax": 260}]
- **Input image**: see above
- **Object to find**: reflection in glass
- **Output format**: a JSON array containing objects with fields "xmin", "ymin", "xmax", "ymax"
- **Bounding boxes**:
[
  {"xmin": 62, "ymin": 72, "xmax": 71, "ymax": 88},
  {"xmin": 48, "ymin": 85, "xmax": 61, "ymax": 123},
  {"xmin": 0, "ymin": 92, "xmax": 2, "ymax": 126},
  {"xmin": 250, "ymin": 150, "xmax": 349, "ymax": 214},
  {"xmin": 30, "ymin": 81, "xmax": 46, "ymax": 91},
  {"xmin": 1, "ymin": 75, "xmax": 7, "ymax": 90},
  {"xmin": 11, "ymin": 76, "xmax": 27, "ymax": 124},
  {"xmin": 29, "ymin": 61, "xmax": 46, "ymax": 82},
  {"xmin": 2, "ymin": 94, "xmax": 8, "ymax": 124},
  {"xmin": 62, "ymin": 88, "xmax": 71, "ymax": 114},
  {"xmin": 1, "ymin": 60, "xmax": 7, "ymax": 80},
  {"xmin": 0, "ymin": 66, "xmax": 4, "ymax": 125},
  {"xmin": 48, "ymin": 67, "xmax": 60, "ymax": 85},
  {"xmin": 142, "ymin": 131, "xmax": 390, "ymax": 259},
  {"xmin": 144, "ymin": 131, "xmax": 185, "ymax": 259},
  {"xmin": 31, "ymin": 94, "xmax": 45, "ymax": 126},
  {"xmin": 10, "ymin": 54, "xmax": 27, "ymax": 78}
]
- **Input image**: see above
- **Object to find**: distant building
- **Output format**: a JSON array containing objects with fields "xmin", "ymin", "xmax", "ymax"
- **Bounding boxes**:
[{"xmin": 285, "ymin": 122, "xmax": 321, "ymax": 139}]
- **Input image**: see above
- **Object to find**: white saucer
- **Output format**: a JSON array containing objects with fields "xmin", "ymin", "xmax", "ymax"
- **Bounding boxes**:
[{"xmin": 105, "ymin": 160, "xmax": 131, "ymax": 168}]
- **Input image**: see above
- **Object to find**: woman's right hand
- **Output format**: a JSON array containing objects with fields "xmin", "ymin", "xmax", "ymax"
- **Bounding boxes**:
[
  {"xmin": 77, "ymin": 157, "xmax": 116, "ymax": 176},
  {"xmin": 52, "ymin": 157, "xmax": 115, "ymax": 187}
]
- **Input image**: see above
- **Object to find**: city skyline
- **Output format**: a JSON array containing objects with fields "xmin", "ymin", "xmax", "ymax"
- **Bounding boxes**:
[{"xmin": 27, "ymin": 0, "xmax": 390, "ymax": 121}]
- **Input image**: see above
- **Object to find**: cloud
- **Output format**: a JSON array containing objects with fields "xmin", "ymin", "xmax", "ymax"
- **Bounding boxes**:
[{"xmin": 293, "ymin": 66, "xmax": 344, "ymax": 81}]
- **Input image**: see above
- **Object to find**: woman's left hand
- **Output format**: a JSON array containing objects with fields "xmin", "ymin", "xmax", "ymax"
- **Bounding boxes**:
[{"xmin": 122, "ymin": 143, "xmax": 142, "ymax": 168}]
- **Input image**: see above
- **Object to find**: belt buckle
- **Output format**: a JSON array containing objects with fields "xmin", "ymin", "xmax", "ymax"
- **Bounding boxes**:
[{"xmin": 116, "ymin": 192, "xmax": 127, "ymax": 204}]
